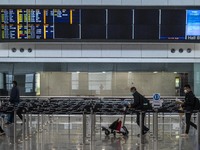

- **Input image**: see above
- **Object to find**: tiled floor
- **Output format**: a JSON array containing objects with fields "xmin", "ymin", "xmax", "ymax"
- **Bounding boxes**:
[{"xmin": 0, "ymin": 114, "xmax": 199, "ymax": 150}]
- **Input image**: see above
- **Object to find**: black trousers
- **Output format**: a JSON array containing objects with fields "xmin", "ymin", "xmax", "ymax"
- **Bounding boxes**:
[
  {"xmin": 0, "ymin": 126, "xmax": 4, "ymax": 132},
  {"xmin": 185, "ymin": 112, "xmax": 197, "ymax": 134},
  {"xmin": 8, "ymin": 108, "xmax": 23, "ymax": 123},
  {"xmin": 136, "ymin": 112, "xmax": 149, "ymax": 134}
]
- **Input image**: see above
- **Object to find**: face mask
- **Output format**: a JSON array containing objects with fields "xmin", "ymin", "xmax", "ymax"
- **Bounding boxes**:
[{"xmin": 184, "ymin": 90, "xmax": 187, "ymax": 93}]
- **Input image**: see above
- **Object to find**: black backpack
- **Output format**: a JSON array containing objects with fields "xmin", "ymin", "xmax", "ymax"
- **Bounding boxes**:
[
  {"xmin": 193, "ymin": 97, "xmax": 200, "ymax": 110},
  {"xmin": 142, "ymin": 97, "xmax": 152, "ymax": 110}
]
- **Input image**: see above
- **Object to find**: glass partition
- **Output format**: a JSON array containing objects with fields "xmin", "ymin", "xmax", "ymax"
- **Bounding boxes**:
[{"xmin": 0, "ymin": 62, "xmax": 196, "ymax": 97}]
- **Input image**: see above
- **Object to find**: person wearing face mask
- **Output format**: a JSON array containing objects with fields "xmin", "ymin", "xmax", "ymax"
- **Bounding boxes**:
[
  {"xmin": 129, "ymin": 87, "xmax": 149, "ymax": 136},
  {"xmin": 5, "ymin": 81, "xmax": 23, "ymax": 125},
  {"xmin": 181, "ymin": 84, "xmax": 197, "ymax": 137}
]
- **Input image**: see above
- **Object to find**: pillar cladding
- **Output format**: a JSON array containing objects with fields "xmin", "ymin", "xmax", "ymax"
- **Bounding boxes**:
[
  {"xmin": 0, "ymin": 73, "xmax": 3, "ymax": 89},
  {"xmin": 194, "ymin": 64, "xmax": 200, "ymax": 97}
]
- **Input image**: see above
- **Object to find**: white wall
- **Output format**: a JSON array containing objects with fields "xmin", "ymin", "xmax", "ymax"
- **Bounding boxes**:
[
  {"xmin": 0, "ymin": 0, "xmax": 199, "ymax": 5},
  {"xmin": 0, "ymin": 43, "xmax": 199, "ymax": 63}
]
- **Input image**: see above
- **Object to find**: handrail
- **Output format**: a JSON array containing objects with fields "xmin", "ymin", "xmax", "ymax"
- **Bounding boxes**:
[{"xmin": 0, "ymin": 95, "xmax": 186, "ymax": 99}]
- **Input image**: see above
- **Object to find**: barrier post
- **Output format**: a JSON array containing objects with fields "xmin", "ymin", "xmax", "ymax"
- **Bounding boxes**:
[{"xmin": 82, "ymin": 110, "xmax": 86, "ymax": 144}]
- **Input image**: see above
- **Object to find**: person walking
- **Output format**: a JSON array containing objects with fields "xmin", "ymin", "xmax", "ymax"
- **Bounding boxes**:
[
  {"xmin": 181, "ymin": 84, "xmax": 197, "ymax": 137},
  {"xmin": 5, "ymin": 81, "xmax": 23, "ymax": 125},
  {"xmin": 129, "ymin": 87, "xmax": 149, "ymax": 136}
]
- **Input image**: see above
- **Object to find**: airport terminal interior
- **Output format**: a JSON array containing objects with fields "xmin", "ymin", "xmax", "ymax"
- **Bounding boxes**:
[{"xmin": 1, "ymin": 0, "xmax": 200, "ymax": 150}]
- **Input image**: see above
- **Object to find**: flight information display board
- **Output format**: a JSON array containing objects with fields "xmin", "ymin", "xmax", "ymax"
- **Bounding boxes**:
[
  {"xmin": 1, "ymin": 7, "xmax": 200, "ymax": 42},
  {"xmin": 1, "ymin": 8, "xmax": 80, "ymax": 40}
]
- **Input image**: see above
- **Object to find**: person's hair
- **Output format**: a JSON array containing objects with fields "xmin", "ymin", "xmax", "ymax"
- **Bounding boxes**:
[
  {"xmin": 184, "ymin": 84, "xmax": 191, "ymax": 89},
  {"xmin": 12, "ymin": 81, "xmax": 17, "ymax": 86},
  {"xmin": 130, "ymin": 87, "xmax": 137, "ymax": 91}
]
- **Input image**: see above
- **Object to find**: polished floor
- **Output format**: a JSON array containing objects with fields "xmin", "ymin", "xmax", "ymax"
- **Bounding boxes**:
[{"xmin": 0, "ymin": 114, "xmax": 199, "ymax": 150}]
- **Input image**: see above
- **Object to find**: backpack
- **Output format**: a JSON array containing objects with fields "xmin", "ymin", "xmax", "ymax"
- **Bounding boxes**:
[
  {"xmin": 142, "ymin": 97, "xmax": 152, "ymax": 110},
  {"xmin": 109, "ymin": 119, "xmax": 119, "ymax": 130},
  {"xmin": 193, "ymin": 97, "xmax": 200, "ymax": 110}
]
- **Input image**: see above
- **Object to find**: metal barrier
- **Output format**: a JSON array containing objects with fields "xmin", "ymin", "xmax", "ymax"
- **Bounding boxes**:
[{"xmin": 0, "ymin": 96, "xmax": 199, "ymax": 150}]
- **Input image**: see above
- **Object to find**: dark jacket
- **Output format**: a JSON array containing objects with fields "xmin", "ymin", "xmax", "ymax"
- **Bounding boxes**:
[
  {"xmin": 182, "ymin": 91, "xmax": 195, "ymax": 111},
  {"xmin": 131, "ymin": 91, "xmax": 144, "ymax": 110},
  {"xmin": 9, "ymin": 86, "xmax": 20, "ymax": 103}
]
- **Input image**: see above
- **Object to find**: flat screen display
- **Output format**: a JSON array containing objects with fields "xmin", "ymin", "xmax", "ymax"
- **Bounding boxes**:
[
  {"xmin": 1, "ymin": 8, "xmax": 80, "ymax": 40},
  {"xmin": 134, "ymin": 9, "xmax": 159, "ymax": 40},
  {"xmin": 81, "ymin": 9, "xmax": 106, "ymax": 39},
  {"xmin": 1, "ymin": 7, "xmax": 200, "ymax": 42},
  {"xmin": 186, "ymin": 10, "xmax": 200, "ymax": 40},
  {"xmin": 107, "ymin": 9, "xmax": 132, "ymax": 39},
  {"xmin": 160, "ymin": 9, "xmax": 186, "ymax": 40}
]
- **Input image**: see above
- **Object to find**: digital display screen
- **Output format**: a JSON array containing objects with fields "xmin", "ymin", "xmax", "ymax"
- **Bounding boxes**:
[
  {"xmin": 1, "ymin": 7, "xmax": 200, "ymax": 42},
  {"xmin": 1, "ymin": 8, "xmax": 80, "ymax": 40},
  {"xmin": 107, "ymin": 9, "xmax": 132, "ymax": 39},
  {"xmin": 160, "ymin": 10, "xmax": 186, "ymax": 40},
  {"xmin": 134, "ymin": 9, "xmax": 159, "ymax": 40},
  {"xmin": 186, "ymin": 10, "xmax": 200, "ymax": 40},
  {"xmin": 81, "ymin": 9, "xmax": 106, "ymax": 39}
]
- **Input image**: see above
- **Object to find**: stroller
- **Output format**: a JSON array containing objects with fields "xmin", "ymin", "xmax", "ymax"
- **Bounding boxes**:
[{"xmin": 102, "ymin": 105, "xmax": 129, "ymax": 136}]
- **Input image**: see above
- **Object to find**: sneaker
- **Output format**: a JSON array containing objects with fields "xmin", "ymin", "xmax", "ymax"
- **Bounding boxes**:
[
  {"xmin": 5, "ymin": 122, "xmax": 12, "ymax": 125},
  {"xmin": 143, "ymin": 129, "xmax": 150, "ymax": 135},
  {"xmin": 4, "ymin": 122, "xmax": 13, "ymax": 127},
  {"xmin": 137, "ymin": 130, "xmax": 149, "ymax": 137},
  {"xmin": 0, "ymin": 131, "xmax": 5, "ymax": 136}
]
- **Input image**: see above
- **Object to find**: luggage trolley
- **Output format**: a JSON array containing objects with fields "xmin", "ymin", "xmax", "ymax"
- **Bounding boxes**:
[{"xmin": 101, "ymin": 100, "xmax": 129, "ymax": 136}]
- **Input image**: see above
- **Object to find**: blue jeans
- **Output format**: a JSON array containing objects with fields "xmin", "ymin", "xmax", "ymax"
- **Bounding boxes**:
[{"xmin": 7, "ymin": 113, "xmax": 14, "ymax": 123}]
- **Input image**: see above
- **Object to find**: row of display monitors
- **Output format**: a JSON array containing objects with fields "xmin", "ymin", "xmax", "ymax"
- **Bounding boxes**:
[{"xmin": 1, "ymin": 8, "xmax": 200, "ymax": 41}]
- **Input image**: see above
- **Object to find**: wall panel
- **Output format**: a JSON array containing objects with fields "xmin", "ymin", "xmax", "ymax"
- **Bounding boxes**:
[
  {"xmin": 10, "ymin": 0, "xmax": 35, "ymax": 4},
  {"xmin": 168, "ymin": 0, "xmax": 195, "ymax": 5},
  {"xmin": 82, "ymin": 44, "xmax": 102, "ymax": 57},
  {"xmin": 102, "ymin": 44, "xmax": 121, "ymax": 57},
  {"xmin": 35, "ymin": 0, "xmax": 62, "ymax": 5},
  {"xmin": 122, "ymin": 0, "xmax": 141, "ymax": 5},
  {"xmin": 35, "ymin": 44, "xmax": 61, "ymax": 57},
  {"xmin": 141, "ymin": 44, "xmax": 168, "ymax": 57},
  {"xmin": 62, "ymin": 0, "xmax": 82, "ymax": 5},
  {"xmin": 121, "ymin": 44, "xmax": 141, "ymax": 57},
  {"xmin": 62, "ymin": 44, "xmax": 82, "ymax": 57},
  {"xmin": 194, "ymin": 44, "xmax": 200, "ymax": 58},
  {"xmin": 82, "ymin": 0, "xmax": 101, "ymax": 5},
  {"xmin": 142, "ymin": 0, "xmax": 167, "ymax": 5},
  {"xmin": 0, "ymin": 0, "xmax": 10, "ymax": 4},
  {"xmin": 0, "ymin": 43, "xmax": 9, "ymax": 57},
  {"xmin": 102, "ymin": 0, "xmax": 122, "ymax": 5}
]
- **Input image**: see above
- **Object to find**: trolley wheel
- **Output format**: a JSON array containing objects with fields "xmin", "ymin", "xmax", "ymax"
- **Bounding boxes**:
[
  {"xmin": 122, "ymin": 126, "xmax": 129, "ymax": 135},
  {"xmin": 105, "ymin": 130, "xmax": 110, "ymax": 136},
  {"xmin": 122, "ymin": 132, "xmax": 128, "ymax": 136},
  {"xmin": 113, "ymin": 131, "xmax": 116, "ymax": 136}
]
